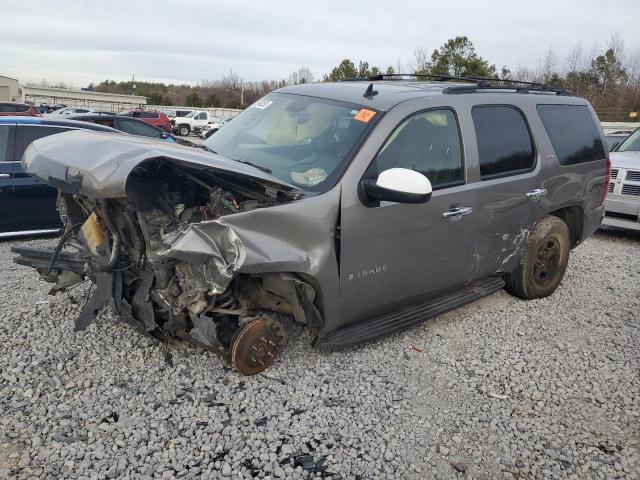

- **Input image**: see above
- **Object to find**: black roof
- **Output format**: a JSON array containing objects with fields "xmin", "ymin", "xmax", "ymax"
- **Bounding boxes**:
[
  {"xmin": 39, "ymin": 118, "xmax": 118, "ymax": 132},
  {"xmin": 66, "ymin": 114, "xmax": 162, "ymax": 129},
  {"xmin": 0, "ymin": 116, "xmax": 119, "ymax": 133},
  {"xmin": 66, "ymin": 114, "xmax": 122, "ymax": 121}
]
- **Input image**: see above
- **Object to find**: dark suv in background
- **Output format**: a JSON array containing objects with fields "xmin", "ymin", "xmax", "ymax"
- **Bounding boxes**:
[
  {"xmin": 14, "ymin": 76, "xmax": 608, "ymax": 374},
  {"xmin": 0, "ymin": 117, "xmax": 118, "ymax": 235},
  {"xmin": 119, "ymin": 109, "xmax": 172, "ymax": 132}
]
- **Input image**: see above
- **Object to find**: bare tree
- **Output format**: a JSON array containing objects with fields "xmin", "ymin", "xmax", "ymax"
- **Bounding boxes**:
[
  {"xmin": 608, "ymin": 31, "xmax": 625, "ymax": 66},
  {"xmin": 288, "ymin": 67, "xmax": 314, "ymax": 85},
  {"xmin": 411, "ymin": 48, "xmax": 430, "ymax": 73},
  {"xmin": 512, "ymin": 65, "xmax": 534, "ymax": 82},
  {"xmin": 538, "ymin": 47, "xmax": 558, "ymax": 83}
]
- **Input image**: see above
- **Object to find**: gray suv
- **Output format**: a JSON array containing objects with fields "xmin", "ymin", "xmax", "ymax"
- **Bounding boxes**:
[{"xmin": 14, "ymin": 76, "xmax": 609, "ymax": 375}]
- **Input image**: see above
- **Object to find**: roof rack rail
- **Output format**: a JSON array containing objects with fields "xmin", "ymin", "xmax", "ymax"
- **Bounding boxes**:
[
  {"xmin": 352, "ymin": 73, "xmax": 571, "ymax": 96},
  {"xmin": 367, "ymin": 73, "xmax": 479, "ymax": 83},
  {"xmin": 443, "ymin": 84, "xmax": 571, "ymax": 96}
]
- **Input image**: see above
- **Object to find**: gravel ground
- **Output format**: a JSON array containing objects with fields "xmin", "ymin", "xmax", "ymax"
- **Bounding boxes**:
[{"xmin": 1, "ymin": 229, "xmax": 639, "ymax": 479}]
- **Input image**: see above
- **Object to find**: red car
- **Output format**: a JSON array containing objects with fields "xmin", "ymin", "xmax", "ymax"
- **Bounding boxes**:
[
  {"xmin": 119, "ymin": 109, "xmax": 171, "ymax": 132},
  {"xmin": 0, "ymin": 102, "xmax": 41, "ymax": 117}
]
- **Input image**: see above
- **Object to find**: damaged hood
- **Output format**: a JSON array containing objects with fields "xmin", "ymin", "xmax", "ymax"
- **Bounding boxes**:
[{"xmin": 22, "ymin": 130, "xmax": 299, "ymax": 198}]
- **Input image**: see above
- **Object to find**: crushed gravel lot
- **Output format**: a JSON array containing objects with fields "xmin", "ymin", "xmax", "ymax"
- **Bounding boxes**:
[{"xmin": 1, "ymin": 229, "xmax": 639, "ymax": 479}]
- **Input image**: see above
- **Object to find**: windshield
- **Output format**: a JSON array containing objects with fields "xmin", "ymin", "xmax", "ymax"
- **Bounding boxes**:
[
  {"xmin": 616, "ymin": 128, "xmax": 640, "ymax": 152},
  {"xmin": 185, "ymin": 111, "xmax": 197, "ymax": 118},
  {"xmin": 204, "ymin": 93, "xmax": 378, "ymax": 191}
]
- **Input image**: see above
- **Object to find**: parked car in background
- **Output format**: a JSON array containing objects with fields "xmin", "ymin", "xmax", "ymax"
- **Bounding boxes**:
[
  {"xmin": 168, "ymin": 109, "xmax": 194, "ymax": 119},
  {"xmin": 0, "ymin": 102, "xmax": 41, "ymax": 117},
  {"xmin": 0, "ymin": 116, "xmax": 119, "ymax": 235},
  {"xmin": 200, "ymin": 116, "xmax": 232, "ymax": 139},
  {"xmin": 605, "ymin": 130, "xmax": 632, "ymax": 151},
  {"xmin": 66, "ymin": 114, "xmax": 177, "ymax": 143},
  {"xmin": 171, "ymin": 110, "xmax": 217, "ymax": 136},
  {"xmin": 13, "ymin": 77, "xmax": 609, "ymax": 374},
  {"xmin": 36, "ymin": 105, "xmax": 53, "ymax": 114},
  {"xmin": 603, "ymin": 127, "xmax": 640, "ymax": 230},
  {"xmin": 47, "ymin": 106, "xmax": 103, "ymax": 115},
  {"xmin": 119, "ymin": 109, "xmax": 172, "ymax": 132}
]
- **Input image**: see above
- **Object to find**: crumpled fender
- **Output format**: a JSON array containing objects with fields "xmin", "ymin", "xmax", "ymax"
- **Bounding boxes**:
[
  {"xmin": 147, "ymin": 187, "xmax": 342, "ymax": 331},
  {"xmin": 149, "ymin": 219, "xmax": 246, "ymax": 296},
  {"xmin": 221, "ymin": 187, "xmax": 342, "ymax": 333}
]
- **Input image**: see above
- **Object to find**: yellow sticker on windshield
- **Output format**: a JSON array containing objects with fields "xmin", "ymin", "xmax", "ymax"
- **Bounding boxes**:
[{"xmin": 353, "ymin": 108, "xmax": 376, "ymax": 123}]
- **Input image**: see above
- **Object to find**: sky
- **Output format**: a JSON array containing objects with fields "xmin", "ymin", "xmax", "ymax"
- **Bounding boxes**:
[{"xmin": 1, "ymin": 0, "xmax": 639, "ymax": 88}]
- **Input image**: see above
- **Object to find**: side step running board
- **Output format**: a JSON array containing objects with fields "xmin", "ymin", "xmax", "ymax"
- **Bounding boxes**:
[
  {"xmin": 11, "ymin": 246, "xmax": 88, "ymax": 273},
  {"xmin": 317, "ymin": 276, "xmax": 505, "ymax": 349}
]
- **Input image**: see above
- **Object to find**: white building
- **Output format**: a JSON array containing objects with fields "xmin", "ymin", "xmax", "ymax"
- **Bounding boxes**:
[
  {"xmin": 22, "ymin": 85, "xmax": 146, "ymax": 112},
  {"xmin": 1, "ymin": 74, "xmax": 146, "ymax": 111},
  {"xmin": 0, "ymin": 75, "xmax": 20, "ymax": 102}
]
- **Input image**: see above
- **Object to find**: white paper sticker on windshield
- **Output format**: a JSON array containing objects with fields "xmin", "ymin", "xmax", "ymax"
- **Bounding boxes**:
[
  {"xmin": 291, "ymin": 168, "xmax": 327, "ymax": 186},
  {"xmin": 251, "ymin": 99, "xmax": 273, "ymax": 110}
]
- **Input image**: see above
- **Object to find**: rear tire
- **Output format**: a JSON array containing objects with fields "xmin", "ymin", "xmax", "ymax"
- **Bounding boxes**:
[{"xmin": 504, "ymin": 215, "xmax": 570, "ymax": 300}]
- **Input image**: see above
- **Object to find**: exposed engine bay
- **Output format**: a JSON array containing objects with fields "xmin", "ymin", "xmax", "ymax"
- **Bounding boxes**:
[{"xmin": 13, "ymin": 158, "xmax": 323, "ymax": 375}]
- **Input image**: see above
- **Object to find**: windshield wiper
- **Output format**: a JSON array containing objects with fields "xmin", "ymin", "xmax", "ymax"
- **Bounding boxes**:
[
  {"xmin": 198, "ymin": 144, "xmax": 272, "ymax": 174},
  {"xmin": 231, "ymin": 158, "xmax": 272, "ymax": 174},
  {"xmin": 198, "ymin": 144, "xmax": 217, "ymax": 154}
]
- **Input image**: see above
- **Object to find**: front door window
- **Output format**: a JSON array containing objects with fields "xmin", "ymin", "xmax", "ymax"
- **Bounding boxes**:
[{"xmin": 373, "ymin": 109, "xmax": 464, "ymax": 190}]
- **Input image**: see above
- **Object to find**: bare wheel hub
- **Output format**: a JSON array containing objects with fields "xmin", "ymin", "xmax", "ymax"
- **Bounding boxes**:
[
  {"xmin": 230, "ymin": 319, "xmax": 279, "ymax": 375},
  {"xmin": 533, "ymin": 238, "xmax": 560, "ymax": 286}
]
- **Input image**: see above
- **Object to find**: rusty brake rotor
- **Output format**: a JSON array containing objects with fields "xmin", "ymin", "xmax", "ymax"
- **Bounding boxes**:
[{"xmin": 230, "ymin": 318, "xmax": 279, "ymax": 375}]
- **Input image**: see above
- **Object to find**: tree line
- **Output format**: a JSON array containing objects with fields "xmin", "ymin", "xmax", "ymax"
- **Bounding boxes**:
[
  {"xmin": 80, "ymin": 34, "xmax": 638, "ymax": 120},
  {"xmin": 324, "ymin": 35, "xmax": 639, "ymax": 121},
  {"xmin": 87, "ymin": 68, "xmax": 313, "ymax": 109}
]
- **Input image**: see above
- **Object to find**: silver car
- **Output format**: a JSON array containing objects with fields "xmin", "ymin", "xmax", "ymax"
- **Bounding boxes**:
[
  {"xmin": 13, "ymin": 77, "xmax": 608, "ymax": 375},
  {"xmin": 603, "ymin": 128, "xmax": 640, "ymax": 230}
]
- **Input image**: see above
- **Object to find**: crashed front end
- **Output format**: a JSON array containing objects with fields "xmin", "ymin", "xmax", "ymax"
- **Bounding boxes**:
[{"xmin": 13, "ymin": 132, "xmax": 326, "ymax": 375}]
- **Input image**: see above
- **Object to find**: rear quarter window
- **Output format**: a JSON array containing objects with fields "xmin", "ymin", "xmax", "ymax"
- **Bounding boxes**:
[
  {"xmin": 0, "ymin": 104, "xmax": 26, "ymax": 113},
  {"xmin": 537, "ymin": 104, "xmax": 605, "ymax": 165},
  {"xmin": 16, "ymin": 126, "xmax": 70, "ymax": 158}
]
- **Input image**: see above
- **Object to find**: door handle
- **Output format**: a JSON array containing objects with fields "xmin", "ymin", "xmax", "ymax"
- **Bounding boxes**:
[
  {"xmin": 526, "ymin": 188, "xmax": 547, "ymax": 198},
  {"xmin": 442, "ymin": 206, "xmax": 473, "ymax": 218}
]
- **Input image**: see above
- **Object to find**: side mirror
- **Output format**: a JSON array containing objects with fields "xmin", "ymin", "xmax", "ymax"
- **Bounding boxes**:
[{"xmin": 361, "ymin": 168, "xmax": 432, "ymax": 204}]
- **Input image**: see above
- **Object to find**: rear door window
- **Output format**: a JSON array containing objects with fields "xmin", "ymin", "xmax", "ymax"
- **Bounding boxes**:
[
  {"xmin": 537, "ymin": 105, "xmax": 605, "ymax": 165},
  {"xmin": 16, "ymin": 126, "xmax": 70, "ymax": 159},
  {"xmin": 472, "ymin": 106, "xmax": 535, "ymax": 179}
]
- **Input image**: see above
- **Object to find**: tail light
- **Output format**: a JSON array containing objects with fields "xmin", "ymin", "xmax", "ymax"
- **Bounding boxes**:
[{"xmin": 601, "ymin": 157, "xmax": 611, "ymax": 204}]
